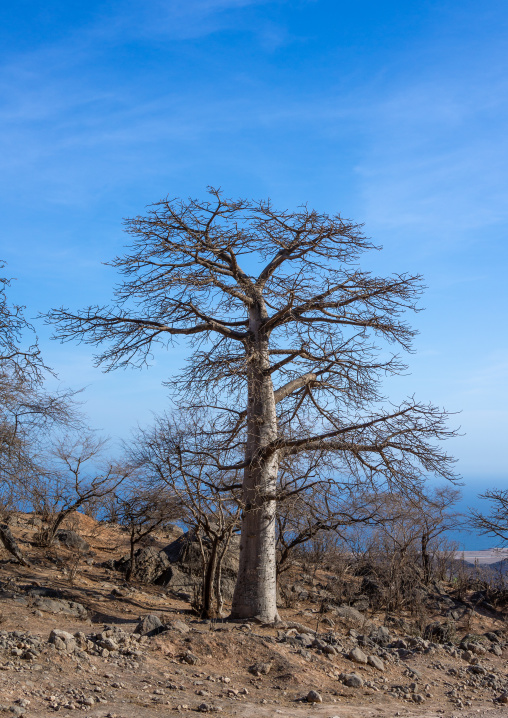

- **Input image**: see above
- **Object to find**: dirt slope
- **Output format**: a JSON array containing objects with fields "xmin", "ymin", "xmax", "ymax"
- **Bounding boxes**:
[{"xmin": 0, "ymin": 513, "xmax": 507, "ymax": 718}]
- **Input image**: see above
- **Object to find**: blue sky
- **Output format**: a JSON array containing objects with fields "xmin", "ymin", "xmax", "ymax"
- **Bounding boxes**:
[{"xmin": 1, "ymin": 0, "xmax": 507, "ymax": 546}]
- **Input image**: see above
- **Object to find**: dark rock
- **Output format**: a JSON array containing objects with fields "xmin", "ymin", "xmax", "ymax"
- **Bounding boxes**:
[
  {"xmin": 197, "ymin": 704, "xmax": 221, "ymax": 713},
  {"xmin": 181, "ymin": 650, "xmax": 199, "ymax": 665},
  {"xmin": 370, "ymin": 625, "xmax": 391, "ymax": 646},
  {"xmin": 112, "ymin": 530, "xmax": 239, "ymax": 600},
  {"xmin": 55, "ymin": 530, "xmax": 90, "ymax": 552},
  {"xmin": 352, "ymin": 595, "xmax": 370, "ymax": 611},
  {"xmin": 295, "ymin": 633, "xmax": 314, "ymax": 648},
  {"xmin": 469, "ymin": 590, "xmax": 486, "ymax": 604},
  {"xmin": 424, "ymin": 621, "xmax": 455, "ymax": 643},
  {"xmin": 114, "ymin": 546, "xmax": 173, "ymax": 585},
  {"xmin": 161, "ymin": 531, "xmax": 239, "ymax": 601},
  {"xmin": 485, "ymin": 631, "xmax": 501, "ymax": 643},
  {"xmin": 361, "ymin": 577, "xmax": 383, "ymax": 597}
]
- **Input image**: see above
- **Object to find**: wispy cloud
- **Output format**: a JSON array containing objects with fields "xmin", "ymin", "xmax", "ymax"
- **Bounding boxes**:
[{"xmin": 356, "ymin": 66, "xmax": 508, "ymax": 247}]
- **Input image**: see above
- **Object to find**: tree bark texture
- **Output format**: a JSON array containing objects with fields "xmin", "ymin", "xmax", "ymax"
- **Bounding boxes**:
[{"xmin": 231, "ymin": 305, "xmax": 280, "ymax": 623}]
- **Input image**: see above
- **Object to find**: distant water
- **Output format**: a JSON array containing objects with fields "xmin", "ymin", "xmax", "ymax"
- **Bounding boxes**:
[
  {"xmin": 445, "ymin": 529, "xmax": 501, "ymax": 551},
  {"xmin": 439, "ymin": 478, "xmax": 507, "ymax": 551}
]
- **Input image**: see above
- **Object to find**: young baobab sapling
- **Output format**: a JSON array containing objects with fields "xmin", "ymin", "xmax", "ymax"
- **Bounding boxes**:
[{"xmin": 48, "ymin": 189, "xmax": 459, "ymax": 622}]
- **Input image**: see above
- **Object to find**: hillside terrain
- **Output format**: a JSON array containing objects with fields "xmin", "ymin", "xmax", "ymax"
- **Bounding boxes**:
[{"xmin": 0, "ymin": 513, "xmax": 507, "ymax": 718}]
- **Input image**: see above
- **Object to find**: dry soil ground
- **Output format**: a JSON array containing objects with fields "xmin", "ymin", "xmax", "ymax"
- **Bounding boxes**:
[{"xmin": 0, "ymin": 513, "xmax": 507, "ymax": 718}]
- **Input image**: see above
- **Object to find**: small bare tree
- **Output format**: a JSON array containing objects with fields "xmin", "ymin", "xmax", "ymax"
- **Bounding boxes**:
[
  {"xmin": 0, "ymin": 263, "xmax": 78, "ymax": 564},
  {"xmin": 31, "ymin": 434, "xmax": 129, "ymax": 547},
  {"xmin": 352, "ymin": 487, "xmax": 461, "ymax": 610},
  {"xmin": 133, "ymin": 412, "xmax": 241, "ymax": 618},
  {"xmin": 48, "ymin": 189, "xmax": 459, "ymax": 622},
  {"xmin": 470, "ymin": 489, "xmax": 508, "ymax": 544},
  {"xmin": 112, "ymin": 480, "xmax": 180, "ymax": 581},
  {"xmin": 275, "ymin": 482, "xmax": 383, "ymax": 575}
]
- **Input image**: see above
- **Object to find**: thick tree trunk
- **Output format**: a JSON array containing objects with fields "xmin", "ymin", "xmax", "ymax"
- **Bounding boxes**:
[{"xmin": 231, "ymin": 304, "xmax": 280, "ymax": 623}]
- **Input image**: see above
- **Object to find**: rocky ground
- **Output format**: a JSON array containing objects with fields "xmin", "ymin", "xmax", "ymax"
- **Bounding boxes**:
[{"xmin": 0, "ymin": 513, "xmax": 507, "ymax": 718}]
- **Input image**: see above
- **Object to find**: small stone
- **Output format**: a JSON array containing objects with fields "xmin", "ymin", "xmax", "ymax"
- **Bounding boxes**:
[
  {"xmin": 181, "ymin": 650, "xmax": 199, "ymax": 665},
  {"xmin": 248, "ymin": 661, "xmax": 272, "ymax": 676},
  {"xmin": 49, "ymin": 629, "xmax": 77, "ymax": 653},
  {"xmin": 134, "ymin": 614, "xmax": 163, "ymax": 636},
  {"xmin": 497, "ymin": 693, "xmax": 508, "ymax": 704},
  {"xmin": 323, "ymin": 645, "xmax": 337, "ymax": 655},
  {"xmin": 348, "ymin": 647, "xmax": 368, "ymax": 664},
  {"xmin": 171, "ymin": 620, "xmax": 190, "ymax": 634},
  {"xmin": 341, "ymin": 672, "xmax": 364, "ymax": 688},
  {"xmin": 306, "ymin": 690, "xmax": 322, "ymax": 703},
  {"xmin": 367, "ymin": 655, "xmax": 385, "ymax": 671}
]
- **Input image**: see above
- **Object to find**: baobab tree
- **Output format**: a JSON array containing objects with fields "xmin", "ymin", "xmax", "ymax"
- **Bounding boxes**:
[{"xmin": 48, "ymin": 189, "xmax": 458, "ymax": 622}]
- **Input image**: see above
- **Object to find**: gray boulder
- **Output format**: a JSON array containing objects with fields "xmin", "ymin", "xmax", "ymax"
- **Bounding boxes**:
[
  {"xmin": 370, "ymin": 625, "xmax": 391, "ymax": 646},
  {"xmin": 341, "ymin": 672, "xmax": 364, "ymax": 688},
  {"xmin": 424, "ymin": 621, "xmax": 455, "ymax": 643},
  {"xmin": 162, "ymin": 531, "xmax": 239, "ymax": 602},
  {"xmin": 349, "ymin": 647, "xmax": 368, "ymax": 664},
  {"xmin": 55, "ymin": 530, "xmax": 90, "ymax": 552},
  {"xmin": 306, "ymin": 690, "xmax": 322, "ymax": 703},
  {"xmin": 335, "ymin": 606, "xmax": 364, "ymax": 624},
  {"xmin": 112, "ymin": 530, "xmax": 240, "ymax": 601},
  {"xmin": 33, "ymin": 597, "xmax": 88, "ymax": 619},
  {"xmin": 114, "ymin": 546, "xmax": 174, "ymax": 585},
  {"xmin": 134, "ymin": 614, "xmax": 163, "ymax": 636},
  {"xmin": 367, "ymin": 655, "xmax": 385, "ymax": 671}
]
